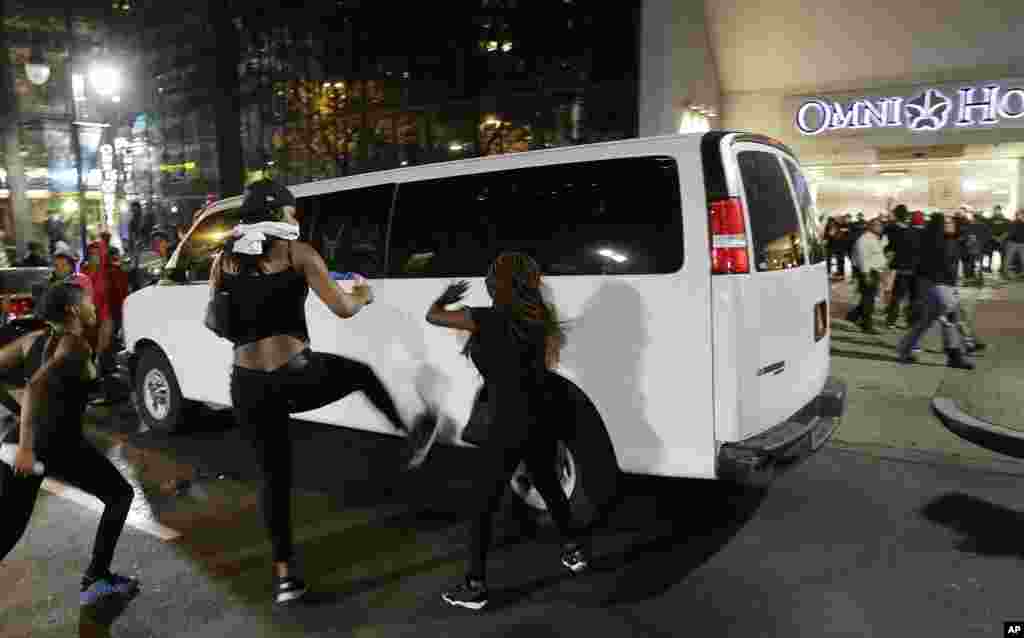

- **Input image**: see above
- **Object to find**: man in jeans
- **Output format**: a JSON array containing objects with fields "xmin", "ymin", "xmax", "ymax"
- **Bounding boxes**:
[
  {"xmin": 885, "ymin": 209, "xmax": 922, "ymax": 329},
  {"xmin": 848, "ymin": 218, "xmax": 888, "ymax": 334},
  {"xmin": 1003, "ymin": 208, "xmax": 1024, "ymax": 277}
]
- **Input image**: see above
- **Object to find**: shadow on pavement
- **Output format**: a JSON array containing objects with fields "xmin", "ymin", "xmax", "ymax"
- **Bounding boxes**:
[
  {"xmin": 496, "ymin": 476, "xmax": 768, "ymax": 608},
  {"xmin": 829, "ymin": 334, "xmax": 890, "ymax": 348},
  {"xmin": 920, "ymin": 492, "xmax": 1024, "ymax": 558}
]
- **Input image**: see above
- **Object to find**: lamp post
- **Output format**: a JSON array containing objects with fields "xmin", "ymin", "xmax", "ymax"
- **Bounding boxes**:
[{"xmin": 25, "ymin": 41, "xmax": 51, "ymax": 87}]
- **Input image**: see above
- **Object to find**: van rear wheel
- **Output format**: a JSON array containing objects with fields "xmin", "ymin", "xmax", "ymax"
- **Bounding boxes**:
[{"xmin": 508, "ymin": 431, "xmax": 618, "ymax": 530}]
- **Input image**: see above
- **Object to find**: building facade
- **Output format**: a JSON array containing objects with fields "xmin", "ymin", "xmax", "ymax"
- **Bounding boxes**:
[{"xmin": 639, "ymin": 0, "xmax": 1024, "ymax": 218}]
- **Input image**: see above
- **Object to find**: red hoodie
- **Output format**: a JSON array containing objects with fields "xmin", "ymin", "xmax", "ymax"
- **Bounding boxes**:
[{"xmin": 85, "ymin": 233, "xmax": 130, "ymax": 322}]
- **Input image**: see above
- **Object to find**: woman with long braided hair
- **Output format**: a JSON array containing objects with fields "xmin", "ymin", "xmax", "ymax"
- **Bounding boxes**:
[{"xmin": 426, "ymin": 252, "xmax": 589, "ymax": 611}]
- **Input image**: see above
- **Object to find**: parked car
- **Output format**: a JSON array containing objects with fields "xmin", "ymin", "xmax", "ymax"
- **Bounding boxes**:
[
  {"xmin": 0, "ymin": 267, "xmax": 50, "ymax": 385},
  {"xmin": 119, "ymin": 131, "xmax": 848, "ymax": 524}
]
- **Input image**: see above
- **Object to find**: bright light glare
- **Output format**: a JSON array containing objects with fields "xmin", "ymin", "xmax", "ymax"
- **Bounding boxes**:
[
  {"xmin": 449, "ymin": 142, "xmax": 464, "ymax": 151},
  {"xmin": 597, "ymin": 248, "xmax": 628, "ymax": 263},
  {"xmin": 89, "ymin": 65, "xmax": 120, "ymax": 96},
  {"xmin": 62, "ymin": 199, "xmax": 79, "ymax": 213},
  {"xmin": 25, "ymin": 63, "xmax": 51, "ymax": 86}
]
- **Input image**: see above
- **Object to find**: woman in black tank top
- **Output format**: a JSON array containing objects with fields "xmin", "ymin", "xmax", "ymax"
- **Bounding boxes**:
[
  {"xmin": 209, "ymin": 179, "xmax": 435, "ymax": 605},
  {"xmin": 425, "ymin": 252, "xmax": 590, "ymax": 611},
  {"xmin": 0, "ymin": 282, "xmax": 139, "ymax": 606}
]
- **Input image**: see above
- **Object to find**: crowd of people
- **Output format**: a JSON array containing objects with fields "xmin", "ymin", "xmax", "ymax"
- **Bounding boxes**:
[{"xmin": 823, "ymin": 204, "xmax": 1024, "ymax": 371}]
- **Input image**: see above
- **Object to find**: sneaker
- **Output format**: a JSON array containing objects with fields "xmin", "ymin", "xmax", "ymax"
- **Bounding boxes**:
[
  {"xmin": 80, "ymin": 572, "xmax": 140, "ymax": 606},
  {"xmin": 560, "ymin": 545, "xmax": 589, "ymax": 574},
  {"xmin": 273, "ymin": 576, "xmax": 307, "ymax": 605},
  {"xmin": 967, "ymin": 342, "xmax": 988, "ymax": 354},
  {"xmin": 897, "ymin": 351, "xmax": 917, "ymax": 364},
  {"xmin": 910, "ymin": 346, "xmax": 922, "ymax": 354},
  {"xmin": 442, "ymin": 578, "xmax": 489, "ymax": 611},
  {"xmin": 405, "ymin": 411, "xmax": 440, "ymax": 470}
]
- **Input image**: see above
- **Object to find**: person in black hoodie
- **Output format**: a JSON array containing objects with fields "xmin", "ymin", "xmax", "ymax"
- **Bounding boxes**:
[
  {"xmin": 896, "ymin": 214, "xmax": 975, "ymax": 369},
  {"xmin": 884, "ymin": 207, "xmax": 921, "ymax": 329},
  {"xmin": 1004, "ymin": 208, "xmax": 1024, "ymax": 277}
]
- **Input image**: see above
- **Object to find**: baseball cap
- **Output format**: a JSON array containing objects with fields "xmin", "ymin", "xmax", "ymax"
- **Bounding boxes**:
[
  {"xmin": 240, "ymin": 179, "xmax": 296, "ymax": 220},
  {"xmin": 53, "ymin": 241, "xmax": 77, "ymax": 263}
]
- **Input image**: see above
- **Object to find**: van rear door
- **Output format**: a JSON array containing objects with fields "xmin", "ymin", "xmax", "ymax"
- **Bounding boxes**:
[{"xmin": 730, "ymin": 143, "xmax": 830, "ymax": 440}]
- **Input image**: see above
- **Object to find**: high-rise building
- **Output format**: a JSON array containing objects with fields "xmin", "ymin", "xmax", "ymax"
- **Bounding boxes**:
[{"xmin": 138, "ymin": 2, "xmax": 642, "ymax": 207}]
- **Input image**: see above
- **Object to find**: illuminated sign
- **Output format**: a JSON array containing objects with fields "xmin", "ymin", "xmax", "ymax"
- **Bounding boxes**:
[
  {"xmin": 100, "ymin": 144, "xmax": 117, "ymax": 226},
  {"xmin": 796, "ymin": 82, "xmax": 1024, "ymax": 135}
]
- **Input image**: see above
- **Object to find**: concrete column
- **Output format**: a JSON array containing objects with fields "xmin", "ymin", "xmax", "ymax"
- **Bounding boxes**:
[
  {"xmin": 638, "ymin": 0, "xmax": 722, "ymax": 137},
  {"xmin": 1011, "ymin": 158, "xmax": 1024, "ymax": 215}
]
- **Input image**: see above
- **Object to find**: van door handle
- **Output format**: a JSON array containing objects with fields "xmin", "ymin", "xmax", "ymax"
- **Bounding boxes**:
[{"xmin": 758, "ymin": 361, "xmax": 786, "ymax": 376}]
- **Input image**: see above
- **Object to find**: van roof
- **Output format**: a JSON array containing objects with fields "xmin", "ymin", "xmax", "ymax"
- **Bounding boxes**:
[{"xmin": 191, "ymin": 131, "xmax": 792, "ymax": 227}]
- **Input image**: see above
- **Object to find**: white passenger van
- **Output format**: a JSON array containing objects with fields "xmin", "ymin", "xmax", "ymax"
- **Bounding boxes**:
[{"xmin": 120, "ymin": 131, "xmax": 847, "ymax": 521}]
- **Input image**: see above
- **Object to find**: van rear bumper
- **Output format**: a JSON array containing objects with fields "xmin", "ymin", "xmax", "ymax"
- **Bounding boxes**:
[{"xmin": 717, "ymin": 376, "xmax": 847, "ymax": 484}]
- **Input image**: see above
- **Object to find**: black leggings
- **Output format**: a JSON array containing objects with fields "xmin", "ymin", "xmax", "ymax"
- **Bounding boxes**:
[
  {"xmin": 229, "ymin": 349, "xmax": 407, "ymax": 563},
  {"xmin": 0, "ymin": 436, "xmax": 135, "ymax": 578},
  {"xmin": 468, "ymin": 431, "xmax": 581, "ymax": 583}
]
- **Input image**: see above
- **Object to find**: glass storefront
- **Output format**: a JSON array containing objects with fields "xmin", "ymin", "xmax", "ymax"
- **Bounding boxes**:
[{"xmin": 808, "ymin": 158, "xmax": 1018, "ymax": 219}]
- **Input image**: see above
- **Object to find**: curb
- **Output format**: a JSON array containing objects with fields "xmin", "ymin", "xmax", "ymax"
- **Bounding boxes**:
[{"xmin": 931, "ymin": 396, "xmax": 1024, "ymax": 460}]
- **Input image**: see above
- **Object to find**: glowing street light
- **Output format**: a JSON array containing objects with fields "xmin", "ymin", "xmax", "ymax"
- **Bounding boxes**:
[
  {"xmin": 89, "ymin": 63, "xmax": 121, "ymax": 97},
  {"xmin": 25, "ymin": 44, "xmax": 51, "ymax": 86}
]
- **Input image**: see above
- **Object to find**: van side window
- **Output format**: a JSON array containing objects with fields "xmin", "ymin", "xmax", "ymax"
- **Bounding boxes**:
[
  {"xmin": 302, "ymin": 184, "xmax": 395, "ymax": 278},
  {"xmin": 177, "ymin": 208, "xmax": 243, "ymax": 281},
  {"xmin": 737, "ymin": 151, "xmax": 806, "ymax": 272},
  {"xmin": 388, "ymin": 156, "xmax": 684, "ymax": 277},
  {"xmin": 782, "ymin": 158, "xmax": 825, "ymax": 264}
]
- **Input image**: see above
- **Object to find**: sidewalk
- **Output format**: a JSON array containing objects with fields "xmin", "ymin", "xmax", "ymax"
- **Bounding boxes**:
[{"xmin": 828, "ymin": 273, "xmax": 1024, "ymax": 468}]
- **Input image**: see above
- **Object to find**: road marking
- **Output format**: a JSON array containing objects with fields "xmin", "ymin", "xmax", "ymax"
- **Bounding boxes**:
[{"xmin": 40, "ymin": 478, "xmax": 182, "ymax": 542}]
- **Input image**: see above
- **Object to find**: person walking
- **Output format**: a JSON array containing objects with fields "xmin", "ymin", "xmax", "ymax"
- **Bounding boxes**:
[
  {"xmin": 884, "ymin": 208, "xmax": 922, "ymax": 329},
  {"xmin": 896, "ymin": 214, "xmax": 976, "ymax": 370},
  {"xmin": 18, "ymin": 242, "xmax": 49, "ymax": 267},
  {"xmin": 209, "ymin": 179, "xmax": 427, "ymax": 605},
  {"xmin": 961, "ymin": 212, "xmax": 990, "ymax": 283},
  {"xmin": 847, "ymin": 218, "xmax": 888, "ymax": 334},
  {"xmin": 0, "ymin": 282, "xmax": 139, "ymax": 605},
  {"xmin": 824, "ymin": 217, "xmax": 844, "ymax": 278},
  {"xmin": 1003, "ymin": 208, "xmax": 1024, "ymax": 278},
  {"xmin": 425, "ymin": 252, "xmax": 591, "ymax": 611},
  {"xmin": 989, "ymin": 205, "xmax": 1010, "ymax": 273},
  {"xmin": 49, "ymin": 242, "xmax": 93, "ymax": 293}
]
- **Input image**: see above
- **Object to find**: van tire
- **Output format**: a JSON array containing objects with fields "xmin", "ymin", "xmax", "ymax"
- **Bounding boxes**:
[
  {"xmin": 507, "ymin": 374, "xmax": 620, "ymax": 530},
  {"xmin": 133, "ymin": 348, "xmax": 190, "ymax": 433}
]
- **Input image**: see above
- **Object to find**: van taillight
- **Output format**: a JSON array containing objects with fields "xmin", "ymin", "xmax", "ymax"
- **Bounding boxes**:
[{"xmin": 709, "ymin": 197, "xmax": 750, "ymax": 274}]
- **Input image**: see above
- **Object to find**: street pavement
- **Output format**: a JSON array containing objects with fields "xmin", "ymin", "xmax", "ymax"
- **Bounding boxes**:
[
  {"xmin": 828, "ymin": 273, "xmax": 1024, "ymax": 470},
  {"xmin": 2, "ymin": 274, "xmax": 1024, "ymax": 637}
]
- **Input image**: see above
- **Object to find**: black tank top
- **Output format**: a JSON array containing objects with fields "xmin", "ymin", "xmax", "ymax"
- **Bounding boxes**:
[
  {"xmin": 222, "ymin": 241, "xmax": 310, "ymax": 346},
  {"xmin": 24, "ymin": 331, "xmax": 92, "ymax": 451}
]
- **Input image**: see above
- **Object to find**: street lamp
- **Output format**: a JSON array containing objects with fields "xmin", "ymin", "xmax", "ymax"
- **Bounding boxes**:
[
  {"xmin": 89, "ymin": 63, "xmax": 120, "ymax": 97},
  {"xmin": 25, "ymin": 43, "xmax": 51, "ymax": 86}
]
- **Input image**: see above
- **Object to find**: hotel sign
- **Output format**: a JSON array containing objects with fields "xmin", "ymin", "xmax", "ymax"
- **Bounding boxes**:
[{"xmin": 795, "ymin": 82, "xmax": 1024, "ymax": 135}]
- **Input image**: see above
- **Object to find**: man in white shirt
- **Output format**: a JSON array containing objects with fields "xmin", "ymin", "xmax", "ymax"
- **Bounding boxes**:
[{"xmin": 846, "ymin": 217, "xmax": 889, "ymax": 334}]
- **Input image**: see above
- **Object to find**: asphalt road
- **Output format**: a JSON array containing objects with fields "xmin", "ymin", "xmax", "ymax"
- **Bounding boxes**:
[{"xmin": 4, "ymin": 403, "xmax": 1024, "ymax": 637}]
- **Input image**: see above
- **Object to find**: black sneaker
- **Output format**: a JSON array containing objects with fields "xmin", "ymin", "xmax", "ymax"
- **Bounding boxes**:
[
  {"xmin": 273, "ymin": 576, "xmax": 307, "ymax": 605},
  {"xmin": 405, "ymin": 411, "xmax": 440, "ymax": 470},
  {"xmin": 560, "ymin": 545, "xmax": 589, "ymax": 574},
  {"xmin": 967, "ymin": 342, "xmax": 988, "ymax": 354},
  {"xmin": 80, "ymin": 572, "xmax": 140, "ymax": 606},
  {"xmin": 442, "ymin": 578, "xmax": 489, "ymax": 611}
]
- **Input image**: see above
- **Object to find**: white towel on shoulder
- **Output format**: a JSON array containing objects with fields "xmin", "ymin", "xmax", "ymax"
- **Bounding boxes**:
[{"xmin": 230, "ymin": 222, "xmax": 299, "ymax": 255}]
